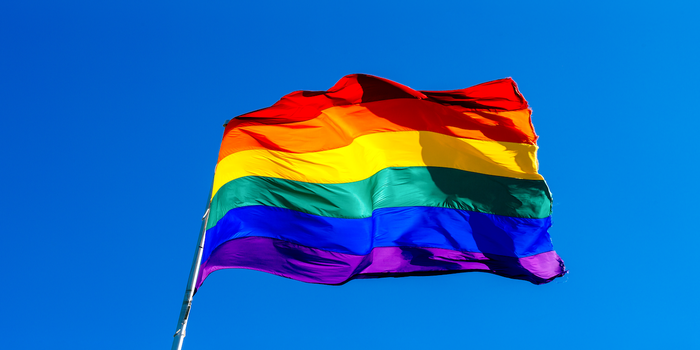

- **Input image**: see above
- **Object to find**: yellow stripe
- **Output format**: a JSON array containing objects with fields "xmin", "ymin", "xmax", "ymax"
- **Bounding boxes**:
[{"xmin": 212, "ymin": 131, "xmax": 542, "ymax": 199}]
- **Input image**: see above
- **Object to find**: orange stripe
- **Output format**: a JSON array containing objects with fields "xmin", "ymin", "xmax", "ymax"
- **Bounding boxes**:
[{"xmin": 218, "ymin": 99, "xmax": 536, "ymax": 163}]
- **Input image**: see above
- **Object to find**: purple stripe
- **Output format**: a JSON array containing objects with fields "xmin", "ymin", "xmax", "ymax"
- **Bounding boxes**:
[{"xmin": 196, "ymin": 237, "xmax": 566, "ymax": 290}]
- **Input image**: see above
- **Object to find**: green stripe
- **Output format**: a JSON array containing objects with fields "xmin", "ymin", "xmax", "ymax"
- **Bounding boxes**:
[{"xmin": 207, "ymin": 167, "xmax": 552, "ymax": 230}]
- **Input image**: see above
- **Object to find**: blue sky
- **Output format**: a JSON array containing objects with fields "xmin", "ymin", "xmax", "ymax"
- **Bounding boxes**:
[{"xmin": 2, "ymin": 1, "xmax": 698, "ymax": 349}]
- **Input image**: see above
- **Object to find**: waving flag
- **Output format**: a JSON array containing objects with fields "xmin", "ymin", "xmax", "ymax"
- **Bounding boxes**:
[{"xmin": 196, "ymin": 74, "xmax": 566, "ymax": 289}]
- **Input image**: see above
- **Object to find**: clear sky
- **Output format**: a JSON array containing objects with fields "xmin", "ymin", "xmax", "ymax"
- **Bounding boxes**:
[{"xmin": 2, "ymin": 1, "xmax": 699, "ymax": 349}]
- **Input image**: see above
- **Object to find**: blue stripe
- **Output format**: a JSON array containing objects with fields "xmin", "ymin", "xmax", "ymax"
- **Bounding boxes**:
[{"xmin": 202, "ymin": 206, "xmax": 553, "ymax": 264}]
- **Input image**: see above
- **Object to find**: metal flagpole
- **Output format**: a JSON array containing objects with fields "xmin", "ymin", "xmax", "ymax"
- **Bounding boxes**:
[
  {"xmin": 171, "ymin": 120, "xmax": 229, "ymax": 350},
  {"xmin": 170, "ymin": 203, "xmax": 210, "ymax": 350},
  {"xmin": 171, "ymin": 183, "xmax": 212, "ymax": 350}
]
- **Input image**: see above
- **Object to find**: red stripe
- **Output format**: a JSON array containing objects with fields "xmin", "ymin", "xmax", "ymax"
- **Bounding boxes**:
[
  {"xmin": 226, "ymin": 74, "xmax": 529, "ymax": 130},
  {"xmin": 218, "ymin": 75, "xmax": 536, "ymax": 160}
]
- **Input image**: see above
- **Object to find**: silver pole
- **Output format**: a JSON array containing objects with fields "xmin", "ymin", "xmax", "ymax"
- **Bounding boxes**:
[
  {"xmin": 172, "ymin": 119, "xmax": 228, "ymax": 350},
  {"xmin": 171, "ymin": 197, "xmax": 212, "ymax": 350}
]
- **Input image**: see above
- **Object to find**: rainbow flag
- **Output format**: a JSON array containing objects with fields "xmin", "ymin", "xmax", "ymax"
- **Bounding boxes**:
[{"xmin": 196, "ymin": 74, "xmax": 566, "ymax": 289}]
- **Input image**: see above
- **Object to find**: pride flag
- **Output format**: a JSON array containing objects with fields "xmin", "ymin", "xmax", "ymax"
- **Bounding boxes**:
[{"xmin": 196, "ymin": 74, "xmax": 566, "ymax": 289}]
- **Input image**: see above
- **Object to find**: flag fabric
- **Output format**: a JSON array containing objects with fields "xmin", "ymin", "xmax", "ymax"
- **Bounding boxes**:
[{"xmin": 196, "ymin": 74, "xmax": 566, "ymax": 290}]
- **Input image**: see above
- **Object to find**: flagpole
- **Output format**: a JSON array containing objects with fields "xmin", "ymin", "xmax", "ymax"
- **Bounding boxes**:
[
  {"xmin": 171, "ymin": 120, "xmax": 229, "ymax": 350},
  {"xmin": 171, "ymin": 186, "xmax": 212, "ymax": 350}
]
